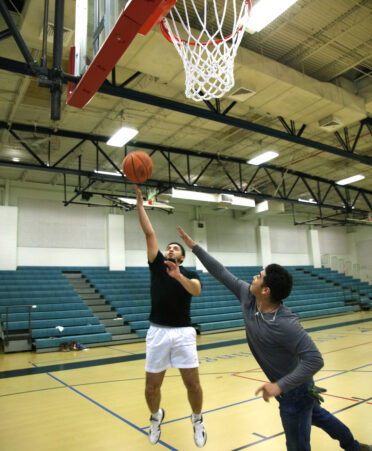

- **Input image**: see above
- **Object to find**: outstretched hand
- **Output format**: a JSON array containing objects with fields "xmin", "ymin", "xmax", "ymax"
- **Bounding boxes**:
[
  {"xmin": 177, "ymin": 226, "xmax": 196, "ymax": 249},
  {"xmin": 164, "ymin": 259, "xmax": 181, "ymax": 279},
  {"xmin": 134, "ymin": 184, "xmax": 143, "ymax": 207}
]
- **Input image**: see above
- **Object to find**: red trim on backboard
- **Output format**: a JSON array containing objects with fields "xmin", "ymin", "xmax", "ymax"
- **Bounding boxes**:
[
  {"xmin": 66, "ymin": 0, "xmax": 168, "ymax": 109},
  {"xmin": 139, "ymin": 0, "xmax": 177, "ymax": 35}
]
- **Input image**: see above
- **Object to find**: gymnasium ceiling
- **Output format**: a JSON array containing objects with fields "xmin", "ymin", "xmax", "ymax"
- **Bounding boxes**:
[{"xmin": 0, "ymin": 0, "xmax": 372, "ymax": 226}]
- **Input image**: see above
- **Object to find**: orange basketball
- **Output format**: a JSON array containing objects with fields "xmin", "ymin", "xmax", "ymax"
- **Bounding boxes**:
[{"xmin": 122, "ymin": 151, "xmax": 153, "ymax": 183}]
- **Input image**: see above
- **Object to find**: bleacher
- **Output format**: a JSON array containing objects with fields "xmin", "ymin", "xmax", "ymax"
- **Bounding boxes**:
[
  {"xmin": 84, "ymin": 265, "xmax": 364, "ymax": 337},
  {"xmin": 303, "ymin": 267, "xmax": 372, "ymax": 309},
  {"xmin": 1, "ymin": 265, "xmax": 370, "ymax": 350},
  {"xmin": 0, "ymin": 267, "xmax": 112, "ymax": 352}
]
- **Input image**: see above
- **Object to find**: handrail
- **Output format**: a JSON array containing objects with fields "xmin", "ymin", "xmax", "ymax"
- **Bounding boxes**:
[{"xmin": 4, "ymin": 304, "xmax": 36, "ymax": 345}]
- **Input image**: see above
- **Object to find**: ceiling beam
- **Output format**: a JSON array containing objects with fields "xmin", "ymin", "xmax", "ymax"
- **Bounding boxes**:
[
  {"xmin": 0, "ymin": 56, "xmax": 371, "ymax": 167},
  {"xmin": 2, "ymin": 121, "xmax": 372, "ymax": 194}
]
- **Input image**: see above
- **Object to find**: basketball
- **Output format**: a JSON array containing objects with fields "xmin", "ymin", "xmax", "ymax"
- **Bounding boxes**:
[{"xmin": 122, "ymin": 151, "xmax": 153, "ymax": 183}]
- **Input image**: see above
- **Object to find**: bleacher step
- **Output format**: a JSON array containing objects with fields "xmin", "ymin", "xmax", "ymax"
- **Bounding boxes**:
[
  {"xmin": 95, "ymin": 312, "xmax": 118, "ymax": 319},
  {"xmin": 111, "ymin": 333, "xmax": 139, "ymax": 341},
  {"xmin": 3, "ymin": 338, "xmax": 32, "ymax": 352},
  {"xmin": 74, "ymin": 288, "xmax": 97, "ymax": 294},
  {"xmin": 70, "ymin": 282, "xmax": 93, "ymax": 289},
  {"xmin": 90, "ymin": 305, "xmax": 112, "ymax": 312},
  {"xmin": 100, "ymin": 318, "xmax": 124, "ymax": 327},
  {"xmin": 105, "ymin": 325, "xmax": 131, "ymax": 335},
  {"xmin": 81, "ymin": 293, "xmax": 102, "ymax": 300},
  {"xmin": 84, "ymin": 299, "xmax": 107, "ymax": 306}
]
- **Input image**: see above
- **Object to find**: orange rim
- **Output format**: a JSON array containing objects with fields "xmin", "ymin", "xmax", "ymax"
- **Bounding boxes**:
[{"xmin": 160, "ymin": 0, "xmax": 252, "ymax": 46}]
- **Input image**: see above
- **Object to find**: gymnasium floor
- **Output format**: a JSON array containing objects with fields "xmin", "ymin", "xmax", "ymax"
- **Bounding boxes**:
[{"xmin": 1, "ymin": 311, "xmax": 371, "ymax": 451}]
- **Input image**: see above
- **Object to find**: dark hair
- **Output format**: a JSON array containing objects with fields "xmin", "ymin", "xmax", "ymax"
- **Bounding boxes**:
[
  {"xmin": 166, "ymin": 242, "xmax": 186, "ymax": 257},
  {"xmin": 263, "ymin": 264, "xmax": 293, "ymax": 303}
]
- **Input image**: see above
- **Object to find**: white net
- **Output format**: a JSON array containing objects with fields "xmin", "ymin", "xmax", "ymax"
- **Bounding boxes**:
[{"xmin": 161, "ymin": 0, "xmax": 251, "ymax": 102}]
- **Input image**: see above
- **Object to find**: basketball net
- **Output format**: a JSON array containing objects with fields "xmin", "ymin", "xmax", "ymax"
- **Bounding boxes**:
[
  {"xmin": 147, "ymin": 187, "xmax": 157, "ymax": 205},
  {"xmin": 161, "ymin": 0, "xmax": 252, "ymax": 102}
]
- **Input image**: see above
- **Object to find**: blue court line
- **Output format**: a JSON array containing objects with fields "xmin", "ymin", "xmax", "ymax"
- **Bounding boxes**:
[
  {"xmin": 142, "ymin": 361, "xmax": 372, "ymax": 431},
  {"xmin": 315, "ymin": 362, "xmax": 372, "ymax": 383},
  {"xmin": 106, "ymin": 346, "xmax": 138, "ymax": 355},
  {"xmin": 30, "ymin": 363, "xmax": 178, "ymax": 451},
  {"xmin": 0, "ymin": 370, "xmax": 239, "ymax": 398},
  {"xmin": 252, "ymin": 432, "xmax": 267, "ymax": 438},
  {"xmin": 1, "ymin": 316, "xmax": 372, "ymax": 379},
  {"xmin": 141, "ymin": 394, "xmax": 262, "ymax": 429},
  {"xmin": 0, "ymin": 386, "xmax": 64, "ymax": 398},
  {"xmin": 232, "ymin": 432, "xmax": 285, "ymax": 450}
]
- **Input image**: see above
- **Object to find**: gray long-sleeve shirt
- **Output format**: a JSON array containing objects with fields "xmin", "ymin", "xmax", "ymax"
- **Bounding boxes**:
[{"xmin": 193, "ymin": 245, "xmax": 324, "ymax": 393}]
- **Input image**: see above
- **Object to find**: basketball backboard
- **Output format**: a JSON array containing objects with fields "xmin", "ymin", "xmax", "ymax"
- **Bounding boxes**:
[{"xmin": 67, "ymin": 0, "xmax": 176, "ymax": 109}]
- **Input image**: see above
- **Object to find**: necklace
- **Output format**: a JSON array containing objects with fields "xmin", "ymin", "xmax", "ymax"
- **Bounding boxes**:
[{"xmin": 256, "ymin": 305, "xmax": 280, "ymax": 322}]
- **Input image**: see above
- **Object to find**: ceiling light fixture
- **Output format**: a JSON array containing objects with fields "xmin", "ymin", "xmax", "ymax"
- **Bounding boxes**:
[
  {"xmin": 94, "ymin": 170, "xmax": 122, "ymax": 177},
  {"xmin": 246, "ymin": 0, "xmax": 299, "ymax": 33},
  {"xmin": 161, "ymin": 188, "xmax": 255, "ymax": 208},
  {"xmin": 107, "ymin": 127, "xmax": 138, "ymax": 147},
  {"xmin": 336, "ymin": 174, "xmax": 365, "ymax": 186},
  {"xmin": 298, "ymin": 198, "xmax": 317, "ymax": 204},
  {"xmin": 168, "ymin": 188, "xmax": 217, "ymax": 203},
  {"xmin": 248, "ymin": 151, "xmax": 278, "ymax": 165},
  {"xmin": 12, "ymin": 157, "xmax": 20, "ymax": 162}
]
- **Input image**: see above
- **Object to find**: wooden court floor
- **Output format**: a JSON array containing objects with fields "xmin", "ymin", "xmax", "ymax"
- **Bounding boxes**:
[{"xmin": 1, "ymin": 311, "xmax": 371, "ymax": 451}]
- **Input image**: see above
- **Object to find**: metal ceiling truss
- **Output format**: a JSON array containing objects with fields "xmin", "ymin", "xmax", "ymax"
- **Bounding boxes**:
[
  {"xmin": 0, "ymin": 0, "xmax": 371, "ymax": 164},
  {"xmin": 1, "ymin": 53, "xmax": 371, "ymax": 167},
  {"xmin": 1, "ymin": 121, "xmax": 371, "ymax": 226},
  {"xmin": 334, "ymin": 118, "xmax": 372, "ymax": 153},
  {"xmin": 0, "ymin": 1, "xmax": 372, "ymax": 226}
]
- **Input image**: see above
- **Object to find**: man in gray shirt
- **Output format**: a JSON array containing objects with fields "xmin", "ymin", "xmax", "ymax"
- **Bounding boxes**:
[{"xmin": 177, "ymin": 226, "xmax": 370, "ymax": 451}]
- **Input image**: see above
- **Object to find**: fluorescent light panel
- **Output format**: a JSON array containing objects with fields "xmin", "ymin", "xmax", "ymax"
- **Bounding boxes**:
[
  {"xmin": 94, "ymin": 170, "xmax": 122, "ymax": 176},
  {"xmin": 248, "ymin": 151, "xmax": 278, "ymax": 165},
  {"xmin": 298, "ymin": 198, "xmax": 317, "ymax": 204},
  {"xmin": 107, "ymin": 127, "xmax": 138, "ymax": 147},
  {"xmin": 336, "ymin": 174, "xmax": 365, "ymax": 186},
  {"xmin": 168, "ymin": 189, "xmax": 255, "ymax": 207},
  {"xmin": 246, "ymin": 0, "xmax": 299, "ymax": 33},
  {"xmin": 171, "ymin": 188, "xmax": 217, "ymax": 203}
]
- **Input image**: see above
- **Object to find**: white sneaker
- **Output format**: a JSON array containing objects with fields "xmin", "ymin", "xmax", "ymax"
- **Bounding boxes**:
[
  {"xmin": 148, "ymin": 408, "xmax": 165, "ymax": 445},
  {"xmin": 191, "ymin": 414, "xmax": 207, "ymax": 448}
]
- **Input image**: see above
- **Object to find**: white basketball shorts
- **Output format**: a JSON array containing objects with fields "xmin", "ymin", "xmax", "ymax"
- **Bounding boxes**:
[{"xmin": 145, "ymin": 324, "xmax": 199, "ymax": 373}]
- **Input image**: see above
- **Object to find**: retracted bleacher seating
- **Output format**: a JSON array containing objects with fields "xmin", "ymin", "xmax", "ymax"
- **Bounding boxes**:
[
  {"xmin": 0, "ymin": 267, "xmax": 112, "ymax": 352},
  {"xmin": 73, "ymin": 265, "xmax": 366, "ymax": 338}
]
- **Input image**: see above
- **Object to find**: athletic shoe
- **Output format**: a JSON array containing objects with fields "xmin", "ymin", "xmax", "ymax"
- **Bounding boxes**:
[
  {"xmin": 148, "ymin": 408, "xmax": 165, "ymax": 445},
  {"xmin": 191, "ymin": 414, "xmax": 207, "ymax": 448}
]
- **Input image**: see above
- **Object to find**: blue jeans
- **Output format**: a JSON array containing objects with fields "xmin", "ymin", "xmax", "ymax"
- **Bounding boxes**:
[{"xmin": 277, "ymin": 382, "xmax": 360, "ymax": 451}]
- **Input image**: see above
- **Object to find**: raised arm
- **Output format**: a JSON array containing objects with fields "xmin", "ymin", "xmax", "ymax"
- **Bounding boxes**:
[
  {"xmin": 177, "ymin": 226, "xmax": 249, "ymax": 301},
  {"xmin": 135, "ymin": 184, "xmax": 158, "ymax": 263}
]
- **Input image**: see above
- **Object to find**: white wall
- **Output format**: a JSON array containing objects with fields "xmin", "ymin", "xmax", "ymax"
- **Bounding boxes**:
[
  {"xmin": 2, "ymin": 180, "xmax": 372, "ymax": 271},
  {"xmin": 0, "ymin": 206, "xmax": 18, "ymax": 270}
]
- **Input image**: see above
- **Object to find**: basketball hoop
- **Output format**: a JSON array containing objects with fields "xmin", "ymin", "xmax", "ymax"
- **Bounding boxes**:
[{"xmin": 160, "ymin": 0, "xmax": 252, "ymax": 102}]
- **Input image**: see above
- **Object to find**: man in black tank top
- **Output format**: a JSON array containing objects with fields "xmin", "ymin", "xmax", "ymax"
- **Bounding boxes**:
[{"xmin": 134, "ymin": 185, "xmax": 207, "ymax": 448}]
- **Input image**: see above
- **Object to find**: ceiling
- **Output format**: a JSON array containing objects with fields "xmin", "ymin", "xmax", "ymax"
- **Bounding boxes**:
[{"xmin": 0, "ymin": 0, "xmax": 372, "ymax": 226}]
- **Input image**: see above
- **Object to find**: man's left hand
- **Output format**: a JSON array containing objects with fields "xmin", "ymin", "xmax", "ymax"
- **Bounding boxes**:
[
  {"xmin": 165, "ymin": 259, "xmax": 180, "ymax": 279},
  {"xmin": 255, "ymin": 382, "xmax": 282, "ymax": 402}
]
